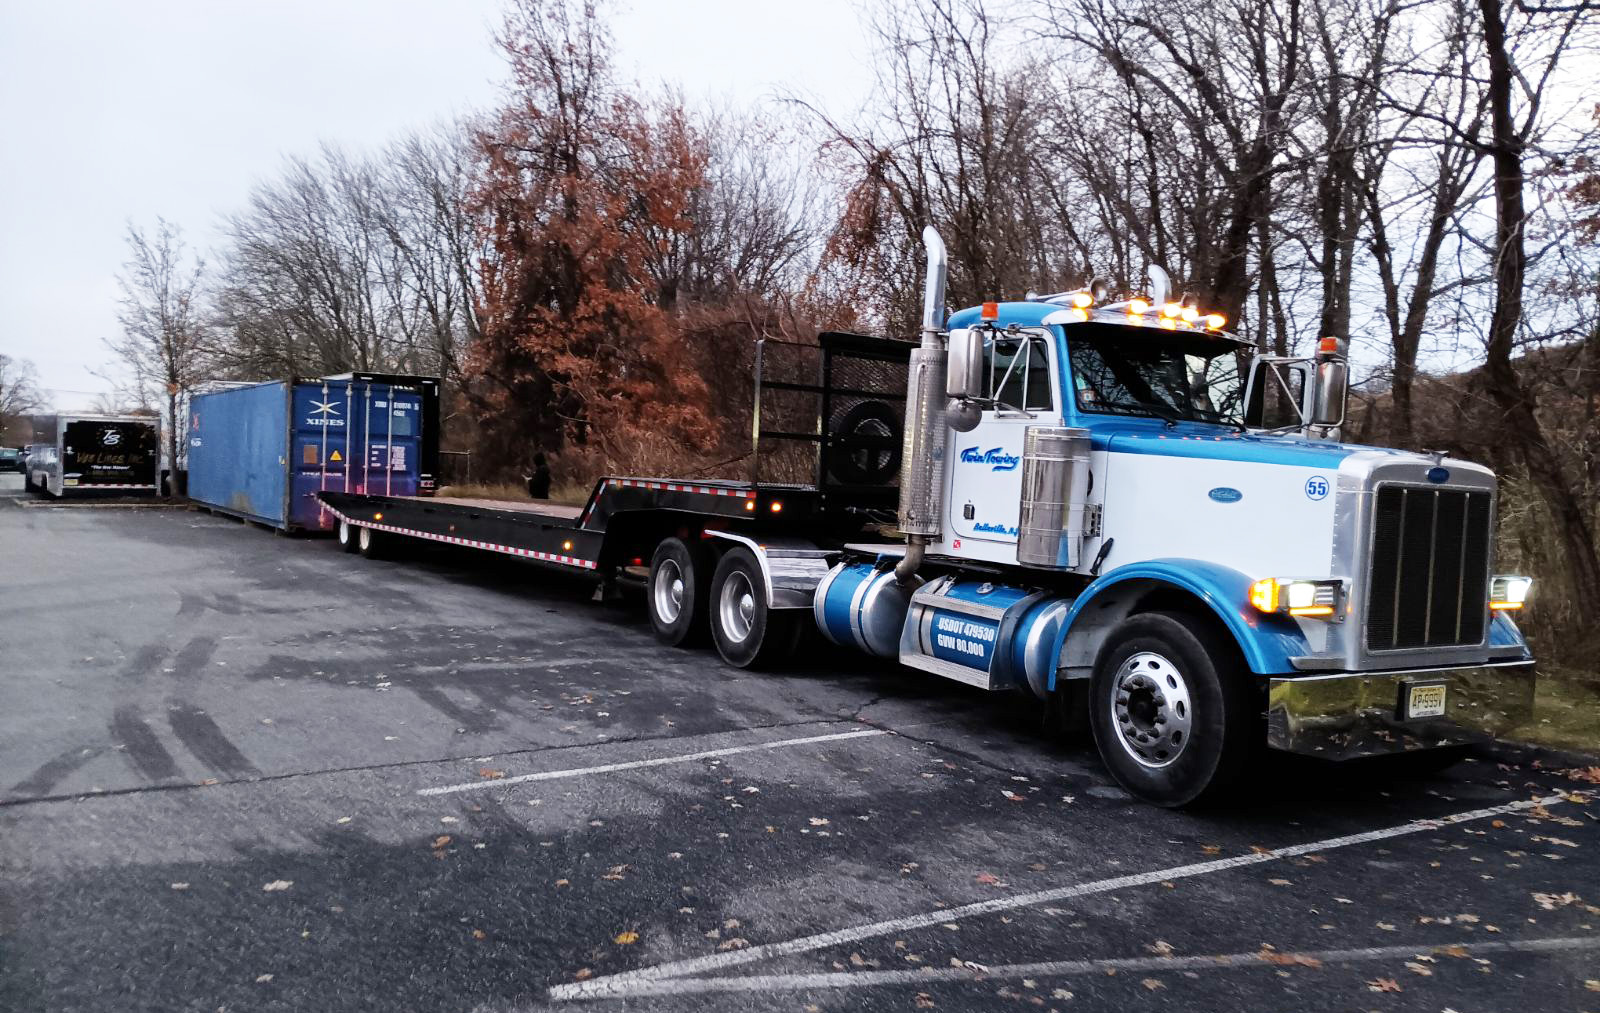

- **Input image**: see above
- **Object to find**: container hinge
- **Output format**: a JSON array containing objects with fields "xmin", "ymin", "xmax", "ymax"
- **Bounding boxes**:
[{"xmin": 1084, "ymin": 503, "xmax": 1102, "ymax": 539}]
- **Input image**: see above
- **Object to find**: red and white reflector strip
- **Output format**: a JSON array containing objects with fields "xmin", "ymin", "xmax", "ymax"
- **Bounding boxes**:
[
  {"xmin": 608, "ymin": 478, "xmax": 757, "ymax": 499},
  {"xmin": 328, "ymin": 508, "xmax": 597, "ymax": 569}
]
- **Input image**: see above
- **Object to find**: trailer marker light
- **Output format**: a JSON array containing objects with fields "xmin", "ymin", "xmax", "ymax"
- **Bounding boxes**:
[
  {"xmin": 745, "ymin": 500, "xmax": 756, "ymax": 511},
  {"xmin": 373, "ymin": 512, "xmax": 383, "ymax": 521},
  {"xmin": 562, "ymin": 540, "xmax": 573, "ymax": 551},
  {"xmin": 631, "ymin": 557, "xmax": 643, "ymax": 566},
  {"xmin": 769, "ymin": 500, "xmax": 783, "ymax": 513}
]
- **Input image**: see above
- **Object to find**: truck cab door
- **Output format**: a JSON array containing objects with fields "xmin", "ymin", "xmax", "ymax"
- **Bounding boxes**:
[{"xmin": 947, "ymin": 329, "xmax": 1060, "ymax": 551}]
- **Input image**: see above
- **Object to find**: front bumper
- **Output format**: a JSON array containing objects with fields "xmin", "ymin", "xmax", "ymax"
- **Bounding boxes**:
[{"xmin": 1267, "ymin": 660, "xmax": 1535, "ymax": 760}]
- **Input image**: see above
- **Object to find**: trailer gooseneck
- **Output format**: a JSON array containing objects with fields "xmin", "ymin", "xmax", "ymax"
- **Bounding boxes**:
[{"xmin": 321, "ymin": 226, "xmax": 1537, "ymax": 808}]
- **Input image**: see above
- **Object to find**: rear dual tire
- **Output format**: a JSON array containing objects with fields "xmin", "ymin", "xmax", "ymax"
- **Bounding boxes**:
[
  {"xmin": 708, "ymin": 547, "xmax": 801, "ymax": 669},
  {"xmin": 338, "ymin": 519, "xmax": 361, "ymax": 553}
]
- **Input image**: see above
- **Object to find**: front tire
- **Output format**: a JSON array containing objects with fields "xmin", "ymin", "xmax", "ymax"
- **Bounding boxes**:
[
  {"xmin": 1089, "ymin": 611, "xmax": 1255, "ymax": 808},
  {"xmin": 648, "ymin": 537, "xmax": 712, "ymax": 647},
  {"xmin": 337, "ymin": 519, "xmax": 361, "ymax": 553},
  {"xmin": 708, "ymin": 546, "xmax": 799, "ymax": 669}
]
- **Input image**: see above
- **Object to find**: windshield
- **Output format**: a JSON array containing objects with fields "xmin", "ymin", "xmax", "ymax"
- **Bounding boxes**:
[{"xmin": 1066, "ymin": 327, "xmax": 1247, "ymax": 425}]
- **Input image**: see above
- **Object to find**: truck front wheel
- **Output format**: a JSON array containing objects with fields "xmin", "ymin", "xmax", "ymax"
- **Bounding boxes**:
[
  {"xmin": 1088, "ymin": 611, "xmax": 1253, "ymax": 808},
  {"xmin": 648, "ymin": 537, "xmax": 711, "ymax": 647},
  {"xmin": 708, "ymin": 546, "xmax": 799, "ymax": 669}
]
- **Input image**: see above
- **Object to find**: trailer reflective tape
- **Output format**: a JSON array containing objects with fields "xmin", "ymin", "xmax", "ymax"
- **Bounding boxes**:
[
  {"xmin": 610, "ymin": 478, "xmax": 757, "ymax": 499},
  {"xmin": 325, "ymin": 506, "xmax": 596, "ymax": 569}
]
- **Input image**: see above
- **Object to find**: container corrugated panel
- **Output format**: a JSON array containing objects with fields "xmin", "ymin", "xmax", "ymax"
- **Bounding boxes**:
[{"xmin": 188, "ymin": 381, "xmax": 291, "ymax": 526}]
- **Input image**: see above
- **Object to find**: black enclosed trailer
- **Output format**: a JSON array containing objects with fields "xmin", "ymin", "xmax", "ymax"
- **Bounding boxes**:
[
  {"xmin": 318, "ymin": 332, "xmax": 914, "ymax": 666},
  {"xmin": 23, "ymin": 414, "xmax": 160, "ymax": 497}
]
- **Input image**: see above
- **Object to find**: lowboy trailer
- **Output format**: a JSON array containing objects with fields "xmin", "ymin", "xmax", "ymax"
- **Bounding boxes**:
[{"xmin": 322, "ymin": 228, "xmax": 1537, "ymax": 807}]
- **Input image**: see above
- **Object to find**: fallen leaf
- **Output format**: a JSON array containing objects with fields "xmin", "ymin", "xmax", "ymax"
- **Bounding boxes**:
[
  {"xmin": 478, "ymin": 767, "xmax": 505, "ymax": 779},
  {"xmin": 1146, "ymin": 940, "xmax": 1175, "ymax": 956},
  {"xmin": 432, "ymin": 835, "xmax": 452, "ymax": 849},
  {"xmin": 1564, "ymin": 766, "xmax": 1600, "ymax": 785},
  {"xmin": 808, "ymin": 817, "xmax": 830, "ymax": 826},
  {"xmin": 472, "ymin": 929, "xmax": 487, "ymax": 940},
  {"xmin": 1269, "ymin": 878, "xmax": 1292, "ymax": 886},
  {"xmin": 170, "ymin": 882, "xmax": 189, "ymax": 891},
  {"xmin": 1141, "ymin": 978, "xmax": 1165, "ymax": 990},
  {"xmin": 1001, "ymin": 790, "xmax": 1024, "ymax": 802},
  {"xmin": 975, "ymin": 872, "xmax": 1007, "ymax": 887},
  {"xmin": 1367, "ymin": 977, "xmax": 1402, "ymax": 993},
  {"xmin": 614, "ymin": 931, "xmax": 639, "ymax": 944},
  {"xmin": 1201, "ymin": 844, "xmax": 1222, "ymax": 855},
  {"xmin": 1532, "ymin": 891, "xmax": 1582, "ymax": 910},
  {"xmin": 716, "ymin": 937, "xmax": 749, "ymax": 951},
  {"xmin": 261, "ymin": 880, "xmax": 293, "ymax": 892},
  {"xmin": 255, "ymin": 973, "xmax": 274, "ymax": 983},
  {"xmin": 1583, "ymin": 979, "xmax": 1600, "ymax": 992},
  {"xmin": 336, "ymin": 817, "xmax": 352, "ymax": 824},
  {"xmin": 1404, "ymin": 961, "xmax": 1433, "ymax": 976},
  {"xmin": 573, "ymin": 968, "xmax": 592, "ymax": 981},
  {"xmin": 440, "ymin": 816, "xmax": 459, "ymax": 824},
  {"xmin": 1258, "ymin": 947, "xmax": 1323, "ymax": 968},
  {"xmin": 1052, "ymin": 988, "xmax": 1074, "ymax": 999},
  {"xmin": 914, "ymin": 993, "xmax": 935, "ymax": 1009}
]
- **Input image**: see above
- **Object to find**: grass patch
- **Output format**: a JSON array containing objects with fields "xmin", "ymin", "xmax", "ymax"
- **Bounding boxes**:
[{"xmin": 1509, "ymin": 665, "xmax": 1600, "ymax": 757}]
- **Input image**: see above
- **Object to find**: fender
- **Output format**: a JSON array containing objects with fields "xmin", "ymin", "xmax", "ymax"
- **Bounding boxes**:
[
  {"xmin": 1047, "ymin": 558, "xmax": 1310, "ymax": 689},
  {"xmin": 701, "ymin": 530, "xmax": 833, "ymax": 610}
]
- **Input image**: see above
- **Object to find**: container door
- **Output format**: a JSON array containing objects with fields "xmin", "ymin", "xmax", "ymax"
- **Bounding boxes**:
[
  {"xmin": 365, "ymin": 385, "xmax": 424, "ymax": 498},
  {"xmin": 289, "ymin": 382, "xmax": 354, "ymax": 530}
]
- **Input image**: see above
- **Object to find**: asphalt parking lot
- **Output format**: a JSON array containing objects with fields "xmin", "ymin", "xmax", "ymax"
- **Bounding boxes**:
[{"xmin": 2, "ymin": 472, "xmax": 1597, "ymax": 1013}]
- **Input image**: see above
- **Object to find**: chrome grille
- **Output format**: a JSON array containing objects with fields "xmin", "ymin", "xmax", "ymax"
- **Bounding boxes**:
[{"xmin": 1365, "ymin": 485, "xmax": 1491, "ymax": 651}]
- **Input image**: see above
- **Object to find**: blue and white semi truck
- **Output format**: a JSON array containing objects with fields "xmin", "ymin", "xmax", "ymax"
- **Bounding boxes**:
[{"xmin": 321, "ymin": 228, "xmax": 1536, "ymax": 806}]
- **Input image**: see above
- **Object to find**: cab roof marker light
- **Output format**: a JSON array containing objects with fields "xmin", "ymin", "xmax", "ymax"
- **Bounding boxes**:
[
  {"xmin": 1204, "ymin": 312, "xmax": 1227, "ymax": 330},
  {"xmin": 1128, "ymin": 297, "xmax": 1151, "ymax": 315}
]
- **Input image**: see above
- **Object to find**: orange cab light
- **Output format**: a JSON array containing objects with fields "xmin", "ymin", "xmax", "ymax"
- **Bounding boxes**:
[
  {"xmin": 1066, "ymin": 307, "xmax": 1090, "ymax": 323},
  {"xmin": 1489, "ymin": 600, "xmax": 1523, "ymax": 611},
  {"xmin": 1069, "ymin": 292, "xmax": 1093, "ymax": 309},
  {"xmin": 1319, "ymin": 336, "xmax": 1340, "ymax": 354},
  {"xmin": 1288, "ymin": 605, "xmax": 1335, "ymax": 617},
  {"xmin": 1181, "ymin": 305, "xmax": 1200, "ymax": 323},
  {"xmin": 1128, "ymin": 297, "xmax": 1151, "ymax": 315},
  {"xmin": 981, "ymin": 301, "xmax": 999, "ymax": 320},
  {"xmin": 1160, "ymin": 302, "xmax": 1182, "ymax": 318},
  {"xmin": 1205, "ymin": 313, "xmax": 1227, "ymax": 330},
  {"xmin": 1249, "ymin": 578, "xmax": 1279, "ymax": 613}
]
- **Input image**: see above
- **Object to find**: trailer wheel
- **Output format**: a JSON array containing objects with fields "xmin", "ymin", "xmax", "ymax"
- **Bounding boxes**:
[
  {"xmin": 337, "ymin": 519, "xmax": 361, "ymax": 553},
  {"xmin": 709, "ymin": 546, "xmax": 800, "ymax": 669},
  {"xmin": 357, "ymin": 524, "xmax": 385, "ymax": 560},
  {"xmin": 648, "ymin": 537, "xmax": 712, "ymax": 646},
  {"xmin": 1088, "ymin": 611, "xmax": 1253, "ymax": 808}
]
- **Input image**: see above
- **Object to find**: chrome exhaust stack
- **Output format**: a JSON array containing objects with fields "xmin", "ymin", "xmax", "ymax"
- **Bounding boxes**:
[{"xmin": 895, "ymin": 226, "xmax": 948, "ymax": 583}]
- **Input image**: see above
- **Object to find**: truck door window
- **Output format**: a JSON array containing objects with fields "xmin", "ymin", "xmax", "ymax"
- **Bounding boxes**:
[{"xmin": 987, "ymin": 334, "xmax": 1053, "ymax": 411}]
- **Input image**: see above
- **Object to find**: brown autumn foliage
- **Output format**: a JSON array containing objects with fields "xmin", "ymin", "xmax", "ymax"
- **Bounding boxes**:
[{"xmin": 467, "ymin": 0, "xmax": 716, "ymax": 478}]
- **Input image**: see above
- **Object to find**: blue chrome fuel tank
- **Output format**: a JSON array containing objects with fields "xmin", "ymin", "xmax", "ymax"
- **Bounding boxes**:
[
  {"xmin": 899, "ymin": 576, "xmax": 1073, "ymax": 696},
  {"xmin": 814, "ymin": 561, "xmax": 922, "ymax": 658}
]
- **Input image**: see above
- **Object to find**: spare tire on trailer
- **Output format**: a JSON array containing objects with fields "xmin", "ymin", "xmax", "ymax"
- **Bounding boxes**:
[{"xmin": 828, "ymin": 399, "xmax": 902, "ymax": 486}]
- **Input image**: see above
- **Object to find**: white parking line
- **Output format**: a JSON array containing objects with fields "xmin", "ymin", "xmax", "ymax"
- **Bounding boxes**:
[
  {"xmin": 552, "ymin": 935, "xmax": 1599, "ymax": 1000},
  {"xmin": 549, "ymin": 793, "xmax": 1566, "ymax": 1001},
  {"xmin": 417, "ymin": 728, "xmax": 887, "ymax": 796}
]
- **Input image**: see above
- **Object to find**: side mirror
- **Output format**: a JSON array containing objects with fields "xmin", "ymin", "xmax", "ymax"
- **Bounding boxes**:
[
  {"xmin": 946, "ymin": 328, "xmax": 983, "ymax": 400},
  {"xmin": 1313, "ymin": 359, "xmax": 1347, "ymax": 426}
]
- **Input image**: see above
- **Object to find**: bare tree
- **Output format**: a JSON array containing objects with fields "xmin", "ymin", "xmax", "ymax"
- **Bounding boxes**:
[
  {"xmin": 0, "ymin": 352, "xmax": 45, "ymax": 443},
  {"xmin": 110, "ymin": 219, "xmax": 211, "ymax": 483}
]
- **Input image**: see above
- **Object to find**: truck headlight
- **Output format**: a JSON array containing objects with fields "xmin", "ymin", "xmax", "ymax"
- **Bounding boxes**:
[
  {"xmin": 1249, "ymin": 577, "xmax": 1344, "ymax": 619},
  {"xmin": 1489, "ymin": 575, "xmax": 1532, "ymax": 611}
]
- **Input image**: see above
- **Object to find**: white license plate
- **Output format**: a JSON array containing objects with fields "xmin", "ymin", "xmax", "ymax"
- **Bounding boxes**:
[{"xmin": 1405, "ymin": 683, "xmax": 1448, "ymax": 719}]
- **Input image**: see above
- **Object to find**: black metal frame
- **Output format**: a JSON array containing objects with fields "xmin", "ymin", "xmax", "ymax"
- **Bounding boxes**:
[{"xmin": 748, "ymin": 331, "xmax": 914, "ymax": 516}]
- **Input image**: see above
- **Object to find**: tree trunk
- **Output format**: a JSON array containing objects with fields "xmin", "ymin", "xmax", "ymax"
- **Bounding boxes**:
[
  {"xmin": 167, "ymin": 387, "xmax": 180, "ymax": 498},
  {"xmin": 1477, "ymin": 0, "xmax": 1600, "ymax": 603}
]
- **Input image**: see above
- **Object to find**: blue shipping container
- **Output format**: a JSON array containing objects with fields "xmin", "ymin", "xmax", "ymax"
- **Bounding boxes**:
[{"xmin": 188, "ymin": 376, "xmax": 431, "ymax": 532}]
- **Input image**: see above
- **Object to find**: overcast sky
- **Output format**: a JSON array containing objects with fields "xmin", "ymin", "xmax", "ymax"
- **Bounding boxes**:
[{"xmin": 0, "ymin": 0, "xmax": 872, "ymax": 411}]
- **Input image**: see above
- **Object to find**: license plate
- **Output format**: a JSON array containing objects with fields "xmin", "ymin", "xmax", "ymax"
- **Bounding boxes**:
[{"xmin": 1404, "ymin": 683, "xmax": 1448, "ymax": 719}]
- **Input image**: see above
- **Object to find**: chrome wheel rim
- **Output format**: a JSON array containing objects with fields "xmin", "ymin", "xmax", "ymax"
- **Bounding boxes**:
[
  {"xmin": 718, "ymin": 570, "xmax": 756, "ymax": 644},
  {"xmin": 339, "ymin": 521, "xmax": 351, "ymax": 545},
  {"xmin": 359, "ymin": 527, "xmax": 372, "ymax": 552},
  {"xmin": 1110, "ymin": 651, "xmax": 1192, "ymax": 769},
  {"xmin": 653, "ymin": 558, "xmax": 685, "ymax": 625}
]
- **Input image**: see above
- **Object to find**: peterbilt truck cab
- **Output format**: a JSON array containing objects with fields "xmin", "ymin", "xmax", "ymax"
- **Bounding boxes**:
[{"xmin": 815, "ymin": 227, "xmax": 1536, "ymax": 806}]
